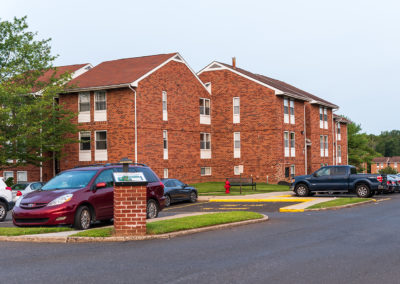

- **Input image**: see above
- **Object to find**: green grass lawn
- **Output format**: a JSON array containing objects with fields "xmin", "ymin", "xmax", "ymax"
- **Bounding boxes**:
[
  {"xmin": 72, "ymin": 211, "xmax": 264, "ymax": 237},
  {"xmin": 190, "ymin": 182, "xmax": 289, "ymax": 196},
  {"xmin": 0, "ymin": 227, "xmax": 72, "ymax": 236},
  {"xmin": 307, "ymin": 198, "xmax": 372, "ymax": 209}
]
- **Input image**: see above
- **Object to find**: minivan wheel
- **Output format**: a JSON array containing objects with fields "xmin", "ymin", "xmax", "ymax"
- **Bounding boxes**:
[
  {"xmin": 74, "ymin": 206, "xmax": 92, "ymax": 230},
  {"xmin": 189, "ymin": 191, "xmax": 197, "ymax": 203},
  {"xmin": 147, "ymin": 200, "xmax": 159, "ymax": 219},
  {"xmin": 165, "ymin": 195, "xmax": 171, "ymax": 207},
  {"xmin": 295, "ymin": 184, "xmax": 309, "ymax": 197},
  {"xmin": 356, "ymin": 184, "xmax": 371, "ymax": 198},
  {"xmin": 0, "ymin": 202, "xmax": 7, "ymax": 222}
]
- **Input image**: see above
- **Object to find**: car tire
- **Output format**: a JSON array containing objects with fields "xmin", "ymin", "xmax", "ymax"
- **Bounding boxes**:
[
  {"xmin": 0, "ymin": 202, "xmax": 7, "ymax": 222},
  {"xmin": 74, "ymin": 206, "xmax": 92, "ymax": 230},
  {"xmin": 368, "ymin": 191, "xmax": 375, "ymax": 198},
  {"xmin": 147, "ymin": 199, "xmax": 159, "ymax": 219},
  {"xmin": 189, "ymin": 191, "xmax": 197, "ymax": 203},
  {"xmin": 295, "ymin": 184, "xmax": 309, "ymax": 197},
  {"xmin": 356, "ymin": 184, "xmax": 371, "ymax": 198},
  {"xmin": 165, "ymin": 195, "xmax": 171, "ymax": 207}
]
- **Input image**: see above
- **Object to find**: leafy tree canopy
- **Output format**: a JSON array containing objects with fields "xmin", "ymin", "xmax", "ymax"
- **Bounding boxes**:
[{"xmin": 0, "ymin": 16, "xmax": 77, "ymax": 169}]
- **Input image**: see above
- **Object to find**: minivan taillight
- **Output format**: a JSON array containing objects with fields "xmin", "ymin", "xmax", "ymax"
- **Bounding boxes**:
[
  {"xmin": 377, "ymin": 176, "xmax": 383, "ymax": 183},
  {"xmin": 5, "ymin": 187, "xmax": 11, "ymax": 191},
  {"xmin": 387, "ymin": 181, "xmax": 391, "ymax": 185},
  {"xmin": 16, "ymin": 191, "xmax": 22, "ymax": 197}
]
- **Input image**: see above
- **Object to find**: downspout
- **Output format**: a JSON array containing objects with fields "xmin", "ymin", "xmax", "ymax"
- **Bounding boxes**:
[
  {"xmin": 304, "ymin": 103, "xmax": 307, "ymax": 175},
  {"xmin": 332, "ymin": 110, "xmax": 335, "ymax": 165},
  {"xmin": 128, "ymin": 85, "xmax": 138, "ymax": 163}
]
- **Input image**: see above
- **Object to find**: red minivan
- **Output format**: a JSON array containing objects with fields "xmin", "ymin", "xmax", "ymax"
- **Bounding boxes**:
[{"xmin": 12, "ymin": 164, "xmax": 165, "ymax": 230}]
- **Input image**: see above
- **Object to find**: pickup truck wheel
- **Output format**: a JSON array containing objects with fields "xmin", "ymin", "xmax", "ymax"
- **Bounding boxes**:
[
  {"xmin": 356, "ymin": 184, "xmax": 371, "ymax": 198},
  {"xmin": 0, "ymin": 202, "xmax": 7, "ymax": 222},
  {"xmin": 295, "ymin": 184, "xmax": 309, "ymax": 197}
]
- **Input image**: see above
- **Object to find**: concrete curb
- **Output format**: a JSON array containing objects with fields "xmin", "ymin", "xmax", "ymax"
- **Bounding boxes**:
[
  {"xmin": 305, "ymin": 199, "xmax": 377, "ymax": 211},
  {"xmin": 210, "ymin": 198, "xmax": 315, "ymax": 203},
  {"xmin": 0, "ymin": 215, "xmax": 269, "ymax": 243}
]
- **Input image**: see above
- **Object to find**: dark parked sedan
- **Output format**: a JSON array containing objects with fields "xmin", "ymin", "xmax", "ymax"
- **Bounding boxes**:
[{"xmin": 161, "ymin": 179, "xmax": 197, "ymax": 207}]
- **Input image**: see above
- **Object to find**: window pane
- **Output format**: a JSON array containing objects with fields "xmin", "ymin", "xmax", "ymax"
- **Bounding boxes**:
[
  {"xmin": 80, "ymin": 132, "xmax": 91, "ymax": 151},
  {"xmin": 96, "ymin": 131, "xmax": 107, "ymax": 150},
  {"xmin": 79, "ymin": 93, "xmax": 90, "ymax": 112},
  {"xmin": 95, "ymin": 92, "xmax": 106, "ymax": 111}
]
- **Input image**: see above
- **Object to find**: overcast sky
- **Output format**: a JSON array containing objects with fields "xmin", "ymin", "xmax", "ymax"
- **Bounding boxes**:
[{"xmin": 2, "ymin": 0, "xmax": 399, "ymax": 134}]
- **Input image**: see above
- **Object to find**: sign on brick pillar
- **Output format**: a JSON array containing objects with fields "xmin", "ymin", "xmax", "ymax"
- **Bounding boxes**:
[{"xmin": 113, "ymin": 170, "xmax": 148, "ymax": 236}]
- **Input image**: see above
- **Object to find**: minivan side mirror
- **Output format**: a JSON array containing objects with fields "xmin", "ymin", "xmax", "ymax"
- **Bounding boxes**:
[
  {"xmin": 313, "ymin": 172, "xmax": 318, "ymax": 177},
  {"xmin": 96, "ymin": 182, "xmax": 107, "ymax": 189}
]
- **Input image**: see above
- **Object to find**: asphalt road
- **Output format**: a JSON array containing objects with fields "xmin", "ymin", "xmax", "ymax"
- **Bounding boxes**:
[{"xmin": 1, "ymin": 195, "xmax": 400, "ymax": 283}]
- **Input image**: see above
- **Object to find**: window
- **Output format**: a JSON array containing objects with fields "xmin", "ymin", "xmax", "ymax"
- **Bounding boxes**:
[
  {"xmin": 290, "ymin": 165, "xmax": 295, "ymax": 178},
  {"xmin": 201, "ymin": 167, "xmax": 211, "ymax": 176},
  {"xmin": 337, "ymin": 145, "xmax": 342, "ymax": 163},
  {"xmin": 79, "ymin": 92, "xmax": 90, "ymax": 112},
  {"xmin": 289, "ymin": 99, "xmax": 295, "ymax": 124},
  {"xmin": 96, "ymin": 131, "xmax": 107, "ymax": 150},
  {"xmin": 17, "ymin": 171, "xmax": 27, "ymax": 182},
  {"xmin": 200, "ymin": 133, "xmax": 211, "ymax": 159},
  {"xmin": 381, "ymin": 162, "xmax": 383, "ymax": 167},
  {"xmin": 285, "ymin": 167, "xmax": 290, "ymax": 178},
  {"xmin": 290, "ymin": 132, "xmax": 295, "ymax": 157},
  {"xmin": 162, "ymin": 91, "xmax": 167, "ymax": 121},
  {"xmin": 315, "ymin": 167, "xmax": 331, "ymax": 177},
  {"xmin": 200, "ymin": 133, "xmax": 211, "ymax": 150},
  {"xmin": 324, "ymin": 108, "xmax": 328, "ymax": 129},
  {"xmin": 3, "ymin": 171, "xmax": 13, "ymax": 181},
  {"xmin": 79, "ymin": 131, "xmax": 91, "ymax": 162},
  {"xmin": 284, "ymin": 98, "xmax": 289, "ymax": 123},
  {"xmin": 332, "ymin": 166, "xmax": 346, "ymax": 176},
  {"xmin": 350, "ymin": 167, "xmax": 357, "ymax": 174},
  {"xmin": 376, "ymin": 163, "xmax": 379, "ymax": 168},
  {"xmin": 200, "ymin": 98, "xmax": 211, "ymax": 124},
  {"xmin": 135, "ymin": 167, "xmax": 158, "ymax": 183},
  {"xmin": 319, "ymin": 107, "xmax": 323, "ymax": 128},
  {"xmin": 200, "ymin": 98, "xmax": 210, "ymax": 115},
  {"xmin": 78, "ymin": 92, "xmax": 90, "ymax": 123},
  {"xmin": 324, "ymin": 135, "xmax": 328, "ymax": 157},
  {"xmin": 395, "ymin": 162, "xmax": 398, "ymax": 168},
  {"xmin": 284, "ymin": 131, "xmax": 289, "ymax": 157},
  {"xmin": 337, "ymin": 123, "xmax": 341, "ymax": 140},
  {"xmin": 94, "ymin": 169, "xmax": 114, "ymax": 188},
  {"xmin": 163, "ymin": 130, "xmax": 168, "ymax": 160},
  {"xmin": 234, "ymin": 132, "xmax": 240, "ymax": 158},
  {"xmin": 233, "ymin": 97, "xmax": 240, "ymax": 123},
  {"xmin": 80, "ymin": 132, "xmax": 91, "ymax": 151},
  {"xmin": 320, "ymin": 135, "xmax": 324, "ymax": 157},
  {"xmin": 94, "ymin": 91, "xmax": 106, "ymax": 111},
  {"xmin": 164, "ymin": 168, "xmax": 168, "ymax": 178}
]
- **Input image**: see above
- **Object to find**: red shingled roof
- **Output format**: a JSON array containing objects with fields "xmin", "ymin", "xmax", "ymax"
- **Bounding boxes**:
[
  {"xmin": 217, "ymin": 62, "xmax": 338, "ymax": 108},
  {"xmin": 68, "ymin": 53, "xmax": 177, "ymax": 90},
  {"xmin": 372, "ymin": 157, "xmax": 390, "ymax": 163},
  {"xmin": 333, "ymin": 114, "xmax": 351, "ymax": 124},
  {"xmin": 37, "ymin": 64, "xmax": 89, "ymax": 84}
]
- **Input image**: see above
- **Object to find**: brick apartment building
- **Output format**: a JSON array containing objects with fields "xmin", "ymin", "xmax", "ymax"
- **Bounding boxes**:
[
  {"xmin": 1, "ymin": 54, "xmax": 349, "ymax": 184},
  {"xmin": 198, "ymin": 60, "xmax": 348, "ymax": 183},
  {"xmin": 371, "ymin": 156, "xmax": 400, "ymax": 173}
]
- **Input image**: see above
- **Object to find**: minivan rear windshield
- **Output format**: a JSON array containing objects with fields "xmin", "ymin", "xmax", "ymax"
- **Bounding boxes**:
[{"xmin": 41, "ymin": 170, "xmax": 97, "ymax": 190}]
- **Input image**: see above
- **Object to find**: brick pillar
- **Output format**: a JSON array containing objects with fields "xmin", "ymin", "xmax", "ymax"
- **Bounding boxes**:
[{"xmin": 114, "ymin": 184, "xmax": 147, "ymax": 236}]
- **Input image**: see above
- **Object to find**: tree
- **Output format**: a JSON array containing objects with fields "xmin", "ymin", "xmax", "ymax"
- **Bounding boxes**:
[
  {"xmin": 0, "ymin": 16, "xmax": 77, "ymax": 169},
  {"xmin": 378, "ymin": 166, "xmax": 398, "ymax": 175},
  {"xmin": 348, "ymin": 121, "xmax": 379, "ymax": 170}
]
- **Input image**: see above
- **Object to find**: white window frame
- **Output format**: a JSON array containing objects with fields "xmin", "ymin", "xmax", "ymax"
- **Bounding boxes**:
[
  {"xmin": 164, "ymin": 168, "xmax": 168, "ymax": 178},
  {"xmin": 284, "ymin": 131, "xmax": 289, "ymax": 157},
  {"xmin": 234, "ymin": 132, "xmax": 241, "ymax": 158},
  {"xmin": 337, "ymin": 145, "xmax": 342, "ymax": 164},
  {"xmin": 79, "ymin": 131, "xmax": 91, "ymax": 162},
  {"xmin": 3, "ymin": 171, "xmax": 13, "ymax": 181},
  {"xmin": 395, "ymin": 162, "xmax": 398, "ymax": 168},
  {"xmin": 78, "ymin": 92, "xmax": 90, "ymax": 123},
  {"xmin": 95, "ymin": 130, "xmax": 107, "ymax": 161},
  {"xmin": 289, "ymin": 99, "xmax": 295, "ymax": 124},
  {"xmin": 324, "ymin": 108, "xmax": 328, "ymax": 129},
  {"xmin": 284, "ymin": 98, "xmax": 289, "ymax": 124},
  {"xmin": 200, "ymin": 98, "xmax": 211, "ymax": 125},
  {"xmin": 320, "ymin": 135, "xmax": 324, "ymax": 157},
  {"xmin": 94, "ymin": 91, "xmax": 107, "ymax": 121},
  {"xmin": 290, "ymin": 132, "xmax": 295, "ymax": 157},
  {"xmin": 162, "ymin": 91, "xmax": 168, "ymax": 121},
  {"xmin": 163, "ymin": 130, "xmax": 168, "ymax": 160},
  {"xmin": 290, "ymin": 165, "xmax": 295, "ymax": 178},
  {"xmin": 200, "ymin": 133, "xmax": 211, "ymax": 159},
  {"xmin": 233, "ymin": 97, "xmax": 240, "ymax": 124},
  {"xmin": 201, "ymin": 167, "xmax": 211, "ymax": 176},
  {"xmin": 337, "ymin": 123, "xmax": 341, "ymax": 141},
  {"xmin": 17, "ymin": 171, "xmax": 27, "ymax": 183}
]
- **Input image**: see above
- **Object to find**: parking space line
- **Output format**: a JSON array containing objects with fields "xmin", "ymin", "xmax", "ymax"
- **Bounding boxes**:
[{"xmin": 163, "ymin": 202, "xmax": 205, "ymax": 211}]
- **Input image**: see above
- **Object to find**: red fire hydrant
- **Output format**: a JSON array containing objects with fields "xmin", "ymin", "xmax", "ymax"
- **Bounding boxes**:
[{"xmin": 224, "ymin": 179, "xmax": 231, "ymax": 194}]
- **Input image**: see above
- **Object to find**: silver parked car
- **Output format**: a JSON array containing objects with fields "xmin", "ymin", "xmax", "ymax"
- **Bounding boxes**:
[{"xmin": 11, "ymin": 182, "xmax": 45, "ymax": 202}]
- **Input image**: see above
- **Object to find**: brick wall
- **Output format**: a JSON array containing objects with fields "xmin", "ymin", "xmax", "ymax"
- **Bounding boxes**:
[{"xmin": 199, "ymin": 69, "xmax": 306, "ymax": 183}]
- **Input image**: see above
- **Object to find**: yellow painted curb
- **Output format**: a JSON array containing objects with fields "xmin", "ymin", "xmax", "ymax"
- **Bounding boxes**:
[
  {"xmin": 210, "ymin": 198, "xmax": 315, "ymax": 203},
  {"xmin": 279, "ymin": 208, "xmax": 305, "ymax": 212}
]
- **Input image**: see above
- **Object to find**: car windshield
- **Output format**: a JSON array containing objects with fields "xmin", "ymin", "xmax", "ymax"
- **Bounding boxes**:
[
  {"xmin": 41, "ymin": 170, "xmax": 97, "ymax": 190},
  {"xmin": 12, "ymin": 184, "xmax": 28, "ymax": 190}
]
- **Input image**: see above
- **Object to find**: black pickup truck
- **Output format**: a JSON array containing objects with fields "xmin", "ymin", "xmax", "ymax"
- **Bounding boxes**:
[{"xmin": 290, "ymin": 165, "xmax": 386, "ymax": 198}]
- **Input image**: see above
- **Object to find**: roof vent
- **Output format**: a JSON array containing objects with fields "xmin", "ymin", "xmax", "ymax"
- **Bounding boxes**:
[{"xmin": 232, "ymin": 57, "xmax": 236, "ymax": 69}]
